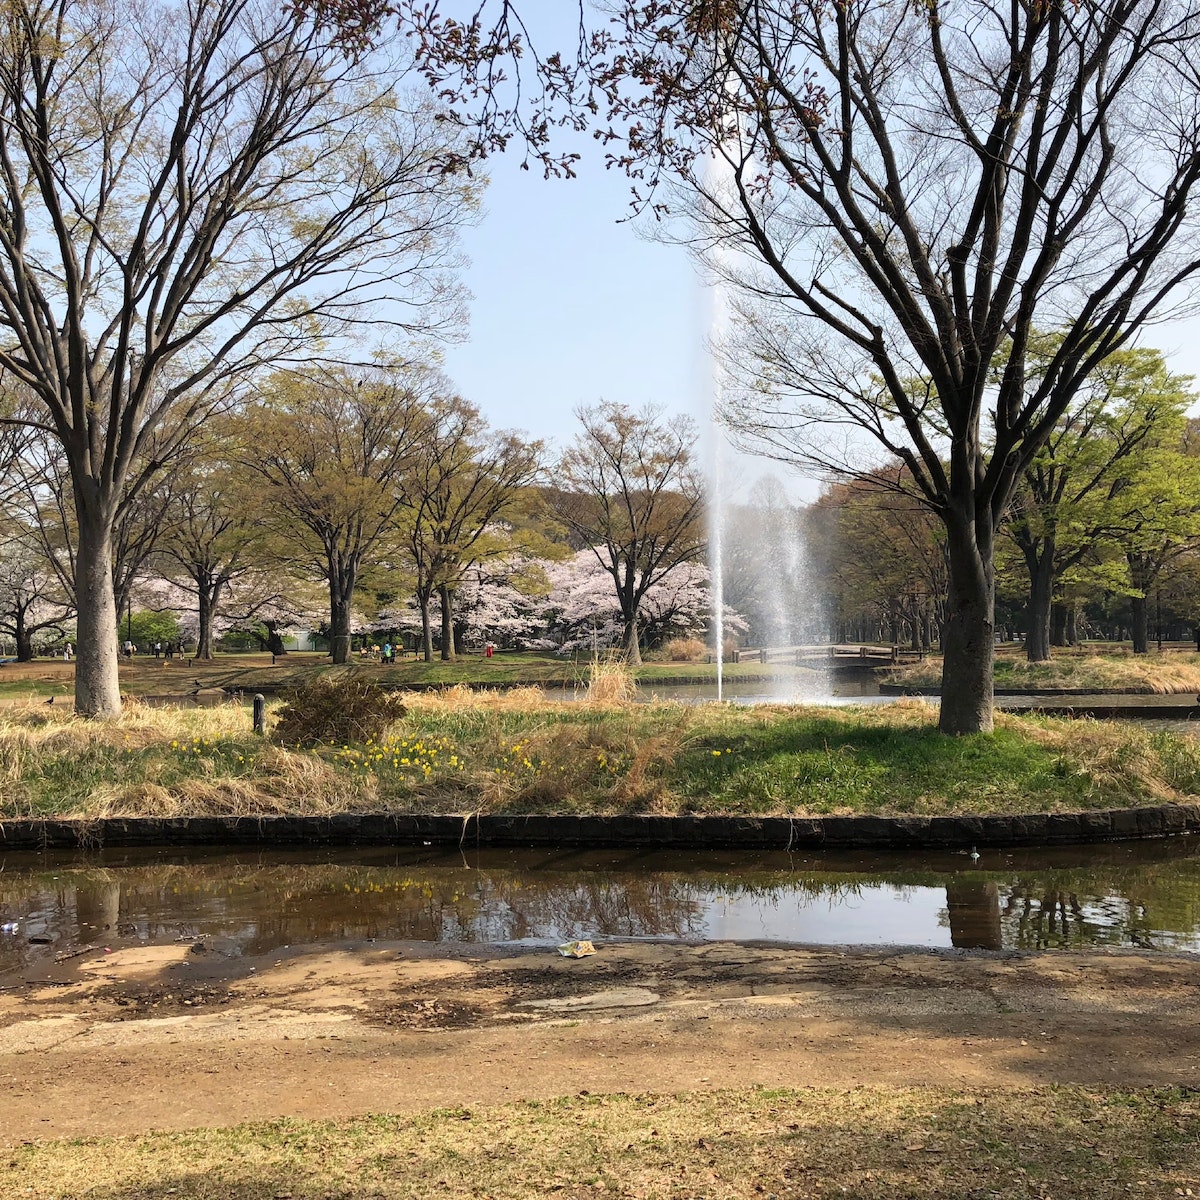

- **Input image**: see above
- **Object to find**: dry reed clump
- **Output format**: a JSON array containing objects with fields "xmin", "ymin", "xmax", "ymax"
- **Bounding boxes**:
[
  {"xmin": 994, "ymin": 712, "xmax": 1178, "ymax": 800},
  {"xmin": 585, "ymin": 658, "xmax": 637, "ymax": 704},
  {"xmin": 649, "ymin": 637, "xmax": 707, "ymax": 663}
]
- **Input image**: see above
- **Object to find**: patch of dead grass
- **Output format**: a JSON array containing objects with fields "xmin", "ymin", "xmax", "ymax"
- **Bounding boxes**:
[
  {"xmin": 4, "ymin": 1085, "xmax": 1199, "ymax": 1199},
  {"xmin": 890, "ymin": 648, "xmax": 1200, "ymax": 693}
]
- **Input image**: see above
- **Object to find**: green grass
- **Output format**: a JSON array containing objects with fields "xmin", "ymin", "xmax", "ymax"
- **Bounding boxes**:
[
  {"xmin": 5, "ymin": 1085, "xmax": 1200, "ymax": 1198},
  {"xmin": 2, "ymin": 693, "xmax": 1199, "ymax": 820}
]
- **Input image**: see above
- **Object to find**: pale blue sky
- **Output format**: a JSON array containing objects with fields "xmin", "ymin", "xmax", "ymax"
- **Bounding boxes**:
[{"xmin": 441, "ymin": 143, "xmax": 706, "ymax": 443}]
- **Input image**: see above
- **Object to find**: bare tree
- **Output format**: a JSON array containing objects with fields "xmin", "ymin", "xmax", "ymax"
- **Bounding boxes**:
[
  {"xmin": 553, "ymin": 403, "xmax": 704, "ymax": 665},
  {"xmin": 6, "ymin": 424, "xmax": 189, "ymax": 624},
  {"xmin": 0, "ymin": 535, "xmax": 73, "ymax": 660},
  {"xmin": 0, "ymin": 0, "xmax": 473, "ymax": 715},
  {"xmin": 587, "ymin": 0, "xmax": 1200, "ymax": 732}
]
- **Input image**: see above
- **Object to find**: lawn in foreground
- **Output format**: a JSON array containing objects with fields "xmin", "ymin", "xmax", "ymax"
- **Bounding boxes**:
[
  {"xmin": 2, "ymin": 692, "xmax": 1199, "ymax": 820},
  {"xmin": 5, "ymin": 1085, "xmax": 1198, "ymax": 1199}
]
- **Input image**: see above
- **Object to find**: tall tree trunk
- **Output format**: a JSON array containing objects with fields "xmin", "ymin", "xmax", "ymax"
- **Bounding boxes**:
[
  {"xmin": 439, "ymin": 583, "xmax": 455, "ymax": 662},
  {"xmin": 1130, "ymin": 594, "xmax": 1150, "ymax": 654},
  {"xmin": 939, "ymin": 512, "xmax": 995, "ymax": 736},
  {"xmin": 195, "ymin": 580, "xmax": 217, "ymax": 660},
  {"xmin": 74, "ymin": 507, "xmax": 122, "ymax": 718},
  {"xmin": 328, "ymin": 555, "xmax": 356, "ymax": 665},
  {"xmin": 1050, "ymin": 602, "xmax": 1068, "ymax": 647},
  {"xmin": 261, "ymin": 621, "xmax": 287, "ymax": 656},
  {"xmin": 419, "ymin": 593, "xmax": 433, "ymax": 662},
  {"xmin": 1065, "ymin": 605, "xmax": 1078, "ymax": 646},
  {"xmin": 329, "ymin": 588, "xmax": 352, "ymax": 664},
  {"xmin": 622, "ymin": 611, "xmax": 642, "ymax": 665},
  {"xmin": 13, "ymin": 606, "xmax": 31, "ymax": 662},
  {"xmin": 1024, "ymin": 546, "xmax": 1054, "ymax": 663}
]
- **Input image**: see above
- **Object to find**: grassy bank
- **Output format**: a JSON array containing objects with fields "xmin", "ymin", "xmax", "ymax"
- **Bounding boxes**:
[
  {"xmin": 2, "ymin": 690, "xmax": 1199, "ymax": 820},
  {"xmin": 6, "ymin": 1085, "xmax": 1199, "ymax": 1198},
  {"xmin": 888, "ymin": 645, "xmax": 1200, "ymax": 693}
]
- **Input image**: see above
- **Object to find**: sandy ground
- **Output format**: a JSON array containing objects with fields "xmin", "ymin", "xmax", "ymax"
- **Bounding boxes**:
[{"xmin": 2, "ymin": 937, "xmax": 1199, "ymax": 1143}]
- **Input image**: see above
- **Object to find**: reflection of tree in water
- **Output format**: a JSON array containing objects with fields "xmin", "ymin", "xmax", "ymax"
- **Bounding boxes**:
[
  {"xmin": 0, "ymin": 863, "xmax": 714, "ymax": 961},
  {"xmin": 0, "ymin": 862, "xmax": 892, "ymax": 963},
  {"xmin": 5, "ymin": 852, "xmax": 1200, "ymax": 963},
  {"xmin": 946, "ymin": 881, "xmax": 1002, "ymax": 950}
]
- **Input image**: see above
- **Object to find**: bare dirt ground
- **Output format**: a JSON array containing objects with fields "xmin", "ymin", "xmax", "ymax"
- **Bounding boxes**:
[{"xmin": 2, "ymin": 937, "xmax": 1199, "ymax": 1144}]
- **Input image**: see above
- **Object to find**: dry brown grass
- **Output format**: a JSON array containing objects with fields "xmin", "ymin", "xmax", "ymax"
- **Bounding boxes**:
[
  {"xmin": 890, "ymin": 646, "xmax": 1200, "ymax": 693},
  {"xmin": 648, "ymin": 635, "xmax": 707, "ymax": 662},
  {"xmin": 404, "ymin": 683, "xmax": 558, "ymax": 712},
  {"xmin": 585, "ymin": 656, "xmax": 638, "ymax": 704},
  {"xmin": 998, "ymin": 710, "xmax": 1178, "ymax": 800},
  {"xmin": 80, "ymin": 745, "xmax": 376, "ymax": 818},
  {"xmin": 4, "ymin": 1085, "xmax": 1199, "ymax": 1199}
]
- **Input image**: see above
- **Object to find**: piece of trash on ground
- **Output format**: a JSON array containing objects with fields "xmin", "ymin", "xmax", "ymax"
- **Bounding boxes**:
[
  {"xmin": 558, "ymin": 940, "xmax": 597, "ymax": 958},
  {"xmin": 0, "ymin": 922, "xmax": 17, "ymax": 934}
]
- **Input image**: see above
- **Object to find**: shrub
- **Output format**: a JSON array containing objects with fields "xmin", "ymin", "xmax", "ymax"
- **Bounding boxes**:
[
  {"xmin": 273, "ymin": 676, "xmax": 406, "ymax": 747},
  {"xmin": 654, "ymin": 637, "xmax": 707, "ymax": 663}
]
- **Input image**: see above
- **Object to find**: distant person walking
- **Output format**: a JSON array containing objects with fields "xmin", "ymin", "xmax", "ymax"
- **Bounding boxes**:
[
  {"xmin": 124, "ymin": 640, "xmax": 134, "ymax": 658},
  {"xmin": 153, "ymin": 641, "xmax": 161, "ymax": 659}
]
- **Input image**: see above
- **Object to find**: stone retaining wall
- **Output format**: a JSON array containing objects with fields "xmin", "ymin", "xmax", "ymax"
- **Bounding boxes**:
[{"xmin": 3, "ymin": 804, "xmax": 1199, "ymax": 852}]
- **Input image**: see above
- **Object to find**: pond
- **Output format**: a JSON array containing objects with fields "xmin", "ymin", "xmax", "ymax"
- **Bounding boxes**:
[{"xmin": 4, "ymin": 839, "xmax": 1200, "ymax": 972}]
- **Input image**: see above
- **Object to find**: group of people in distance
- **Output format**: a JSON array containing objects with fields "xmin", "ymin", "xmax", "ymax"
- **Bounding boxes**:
[{"xmin": 122, "ymin": 639, "xmax": 183, "ymax": 659}]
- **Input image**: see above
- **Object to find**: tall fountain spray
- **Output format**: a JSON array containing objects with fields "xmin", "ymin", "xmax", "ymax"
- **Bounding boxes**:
[
  {"xmin": 709, "ymin": 414, "xmax": 725, "ymax": 702},
  {"xmin": 705, "ymin": 131, "xmax": 735, "ymax": 703},
  {"xmin": 704, "ymin": 87, "xmax": 829, "ymax": 705}
]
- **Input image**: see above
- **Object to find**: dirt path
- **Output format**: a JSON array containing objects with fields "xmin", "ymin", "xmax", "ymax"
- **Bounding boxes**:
[{"xmin": 2, "ymin": 939, "xmax": 1198, "ymax": 1142}]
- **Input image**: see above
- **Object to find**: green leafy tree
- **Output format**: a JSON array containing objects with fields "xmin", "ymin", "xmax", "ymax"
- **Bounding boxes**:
[
  {"xmin": 243, "ymin": 365, "xmax": 429, "ymax": 664},
  {"xmin": 1111, "ymin": 432, "xmax": 1200, "ymax": 654},
  {"xmin": 1005, "ymin": 345, "xmax": 1194, "ymax": 661}
]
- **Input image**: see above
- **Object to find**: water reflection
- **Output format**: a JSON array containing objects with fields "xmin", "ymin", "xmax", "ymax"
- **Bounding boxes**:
[{"xmin": 5, "ymin": 840, "xmax": 1200, "ymax": 971}]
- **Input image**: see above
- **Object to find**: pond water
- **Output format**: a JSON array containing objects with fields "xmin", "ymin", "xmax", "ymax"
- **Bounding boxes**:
[{"xmin": 5, "ymin": 839, "xmax": 1200, "ymax": 973}]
